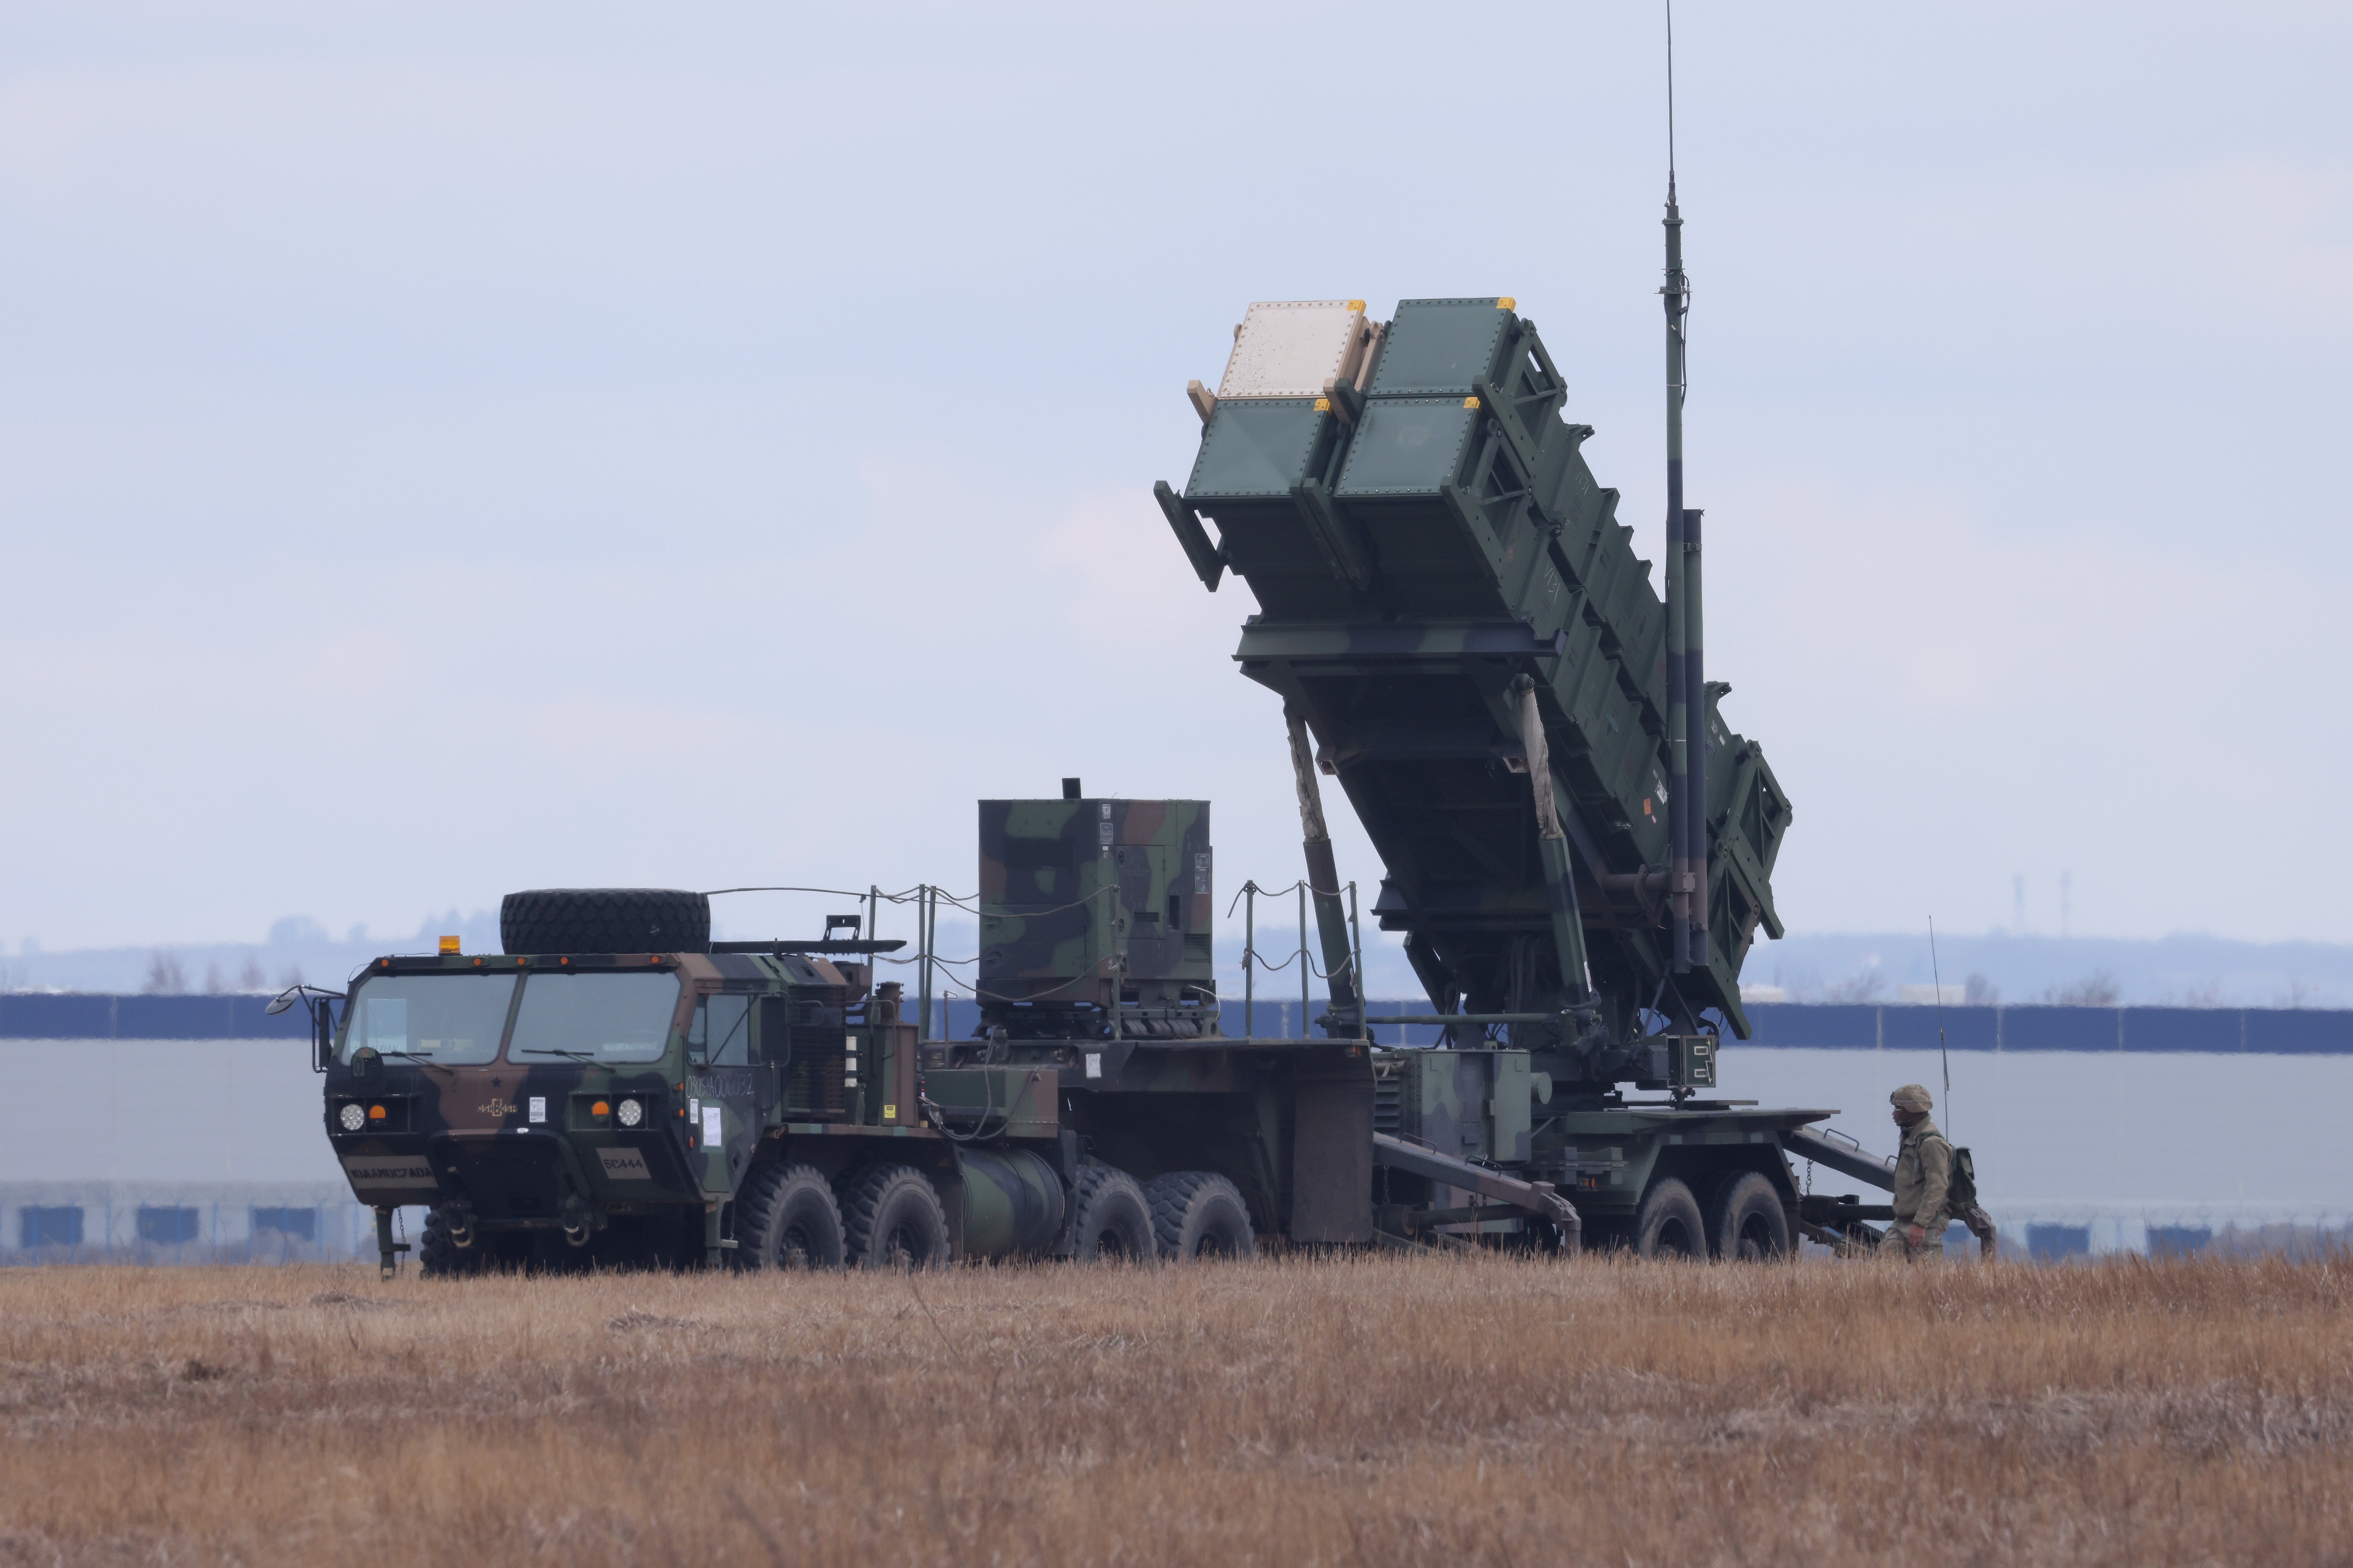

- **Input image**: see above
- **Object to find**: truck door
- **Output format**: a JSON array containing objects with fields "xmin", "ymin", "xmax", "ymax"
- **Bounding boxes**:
[{"xmin": 685, "ymin": 993, "xmax": 761, "ymax": 1194}]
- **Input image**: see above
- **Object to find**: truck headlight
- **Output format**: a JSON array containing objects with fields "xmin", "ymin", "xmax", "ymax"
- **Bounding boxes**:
[
  {"xmin": 337, "ymin": 1103, "xmax": 366, "ymax": 1133},
  {"xmin": 616, "ymin": 1097, "xmax": 644, "ymax": 1128}
]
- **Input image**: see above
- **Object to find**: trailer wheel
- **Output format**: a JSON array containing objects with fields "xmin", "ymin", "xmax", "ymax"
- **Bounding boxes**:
[
  {"xmin": 836, "ymin": 1164, "xmax": 950, "ymax": 1270},
  {"xmin": 739, "ymin": 1162, "xmax": 846, "ymax": 1270},
  {"xmin": 1144, "ymin": 1172, "xmax": 1256, "ymax": 1261},
  {"xmin": 419, "ymin": 1205, "xmax": 484, "ymax": 1279},
  {"xmin": 1632, "ymin": 1177, "xmax": 1705, "ymax": 1259},
  {"xmin": 1067, "ymin": 1165, "xmax": 1156, "ymax": 1263},
  {"xmin": 499, "ymin": 888, "xmax": 711, "ymax": 955},
  {"xmin": 1707, "ymin": 1172, "xmax": 1790, "ymax": 1262}
]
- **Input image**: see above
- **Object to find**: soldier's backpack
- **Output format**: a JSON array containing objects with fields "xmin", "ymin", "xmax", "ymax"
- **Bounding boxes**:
[{"xmin": 1950, "ymin": 1146, "xmax": 1979, "ymax": 1209}]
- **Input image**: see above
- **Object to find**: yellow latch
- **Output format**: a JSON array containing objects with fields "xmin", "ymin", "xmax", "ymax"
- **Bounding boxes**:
[
  {"xmin": 1464, "ymin": 396, "xmax": 1481, "ymax": 410},
  {"xmin": 1497, "ymin": 296, "xmax": 1516, "ymax": 309},
  {"xmin": 1346, "ymin": 299, "xmax": 1366, "ymax": 312},
  {"xmin": 883, "ymin": 1103, "xmax": 898, "ymax": 1121},
  {"xmin": 1314, "ymin": 396, "xmax": 1331, "ymax": 411}
]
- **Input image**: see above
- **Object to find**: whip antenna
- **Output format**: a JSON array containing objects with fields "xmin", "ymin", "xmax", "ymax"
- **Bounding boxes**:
[
  {"xmin": 1666, "ymin": 0, "xmax": 1677, "ymax": 199},
  {"xmin": 1929, "ymin": 916, "xmax": 1952, "ymax": 1133}
]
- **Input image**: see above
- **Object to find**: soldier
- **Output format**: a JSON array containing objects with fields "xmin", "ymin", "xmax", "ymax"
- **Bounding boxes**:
[{"xmin": 1882, "ymin": 1083, "xmax": 1952, "ymax": 1259}]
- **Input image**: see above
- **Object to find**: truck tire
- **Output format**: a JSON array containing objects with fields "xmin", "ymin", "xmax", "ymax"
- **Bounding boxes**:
[
  {"xmin": 500, "ymin": 888, "xmax": 711, "ymax": 955},
  {"xmin": 1144, "ymin": 1171, "xmax": 1256, "ymax": 1261},
  {"xmin": 1632, "ymin": 1177, "xmax": 1705, "ymax": 1260},
  {"xmin": 836, "ymin": 1164, "xmax": 950, "ymax": 1270},
  {"xmin": 738, "ymin": 1162, "xmax": 845, "ymax": 1270},
  {"xmin": 1707, "ymin": 1171, "xmax": 1790, "ymax": 1262},
  {"xmin": 1067, "ymin": 1165, "xmax": 1155, "ymax": 1263},
  {"xmin": 419, "ymin": 1205, "xmax": 484, "ymax": 1278}
]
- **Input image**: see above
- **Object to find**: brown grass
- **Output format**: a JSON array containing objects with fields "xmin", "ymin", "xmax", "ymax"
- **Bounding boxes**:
[{"xmin": 1, "ymin": 1253, "xmax": 2348, "ymax": 1567}]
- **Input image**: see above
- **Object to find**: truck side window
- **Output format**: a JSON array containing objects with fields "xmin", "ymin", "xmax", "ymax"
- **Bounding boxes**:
[
  {"xmin": 708, "ymin": 995, "xmax": 751, "ymax": 1066},
  {"xmin": 757, "ymin": 1001, "xmax": 792, "ymax": 1066}
]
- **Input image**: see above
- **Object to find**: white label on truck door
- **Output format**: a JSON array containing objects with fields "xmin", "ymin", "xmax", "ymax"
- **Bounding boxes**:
[
  {"xmin": 702, "ymin": 1105, "xmax": 723, "ymax": 1145},
  {"xmin": 528, "ymin": 1096, "xmax": 546, "ymax": 1124},
  {"xmin": 1085, "ymin": 1052, "xmax": 1102, "ymax": 1079}
]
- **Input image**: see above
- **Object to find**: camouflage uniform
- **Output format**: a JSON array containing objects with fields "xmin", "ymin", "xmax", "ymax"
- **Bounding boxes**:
[{"xmin": 1880, "ymin": 1112, "xmax": 1954, "ymax": 1260}]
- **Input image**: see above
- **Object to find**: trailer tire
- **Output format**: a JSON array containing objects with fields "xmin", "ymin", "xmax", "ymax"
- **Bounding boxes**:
[
  {"xmin": 1144, "ymin": 1171, "xmax": 1256, "ymax": 1261},
  {"xmin": 499, "ymin": 888, "xmax": 711, "ymax": 955},
  {"xmin": 1632, "ymin": 1177, "xmax": 1706, "ymax": 1260},
  {"xmin": 419, "ymin": 1205, "xmax": 484, "ymax": 1278},
  {"xmin": 836, "ymin": 1164, "xmax": 950, "ymax": 1270},
  {"xmin": 1708, "ymin": 1171, "xmax": 1790, "ymax": 1262},
  {"xmin": 1067, "ymin": 1165, "xmax": 1156, "ymax": 1263},
  {"xmin": 738, "ymin": 1162, "xmax": 845, "ymax": 1270}
]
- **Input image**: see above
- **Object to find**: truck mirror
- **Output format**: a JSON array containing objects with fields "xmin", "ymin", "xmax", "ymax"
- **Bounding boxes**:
[{"xmin": 314, "ymin": 1003, "xmax": 334, "ymax": 1071}]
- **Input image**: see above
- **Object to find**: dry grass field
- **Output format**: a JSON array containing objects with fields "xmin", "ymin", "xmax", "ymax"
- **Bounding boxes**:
[{"xmin": 0, "ymin": 1253, "xmax": 2347, "ymax": 1567}]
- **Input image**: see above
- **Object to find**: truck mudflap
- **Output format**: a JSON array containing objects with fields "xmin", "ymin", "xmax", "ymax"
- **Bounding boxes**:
[{"xmin": 1370, "ymin": 1131, "xmax": 1582, "ymax": 1249}]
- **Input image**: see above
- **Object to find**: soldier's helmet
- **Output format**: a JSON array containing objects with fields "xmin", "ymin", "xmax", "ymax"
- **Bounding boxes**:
[{"xmin": 1890, "ymin": 1083, "xmax": 1934, "ymax": 1111}]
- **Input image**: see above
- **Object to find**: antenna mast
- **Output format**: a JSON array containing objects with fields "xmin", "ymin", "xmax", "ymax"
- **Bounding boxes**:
[{"xmin": 1661, "ymin": 3, "xmax": 1705, "ymax": 980}]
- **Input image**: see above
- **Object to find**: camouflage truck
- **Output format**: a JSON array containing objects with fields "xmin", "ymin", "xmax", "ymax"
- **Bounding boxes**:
[
  {"xmin": 312, "ymin": 221, "xmax": 1914, "ymax": 1266},
  {"xmin": 311, "ymin": 787, "xmax": 1881, "ymax": 1271},
  {"xmin": 314, "ymin": 889, "xmax": 1085, "ymax": 1277}
]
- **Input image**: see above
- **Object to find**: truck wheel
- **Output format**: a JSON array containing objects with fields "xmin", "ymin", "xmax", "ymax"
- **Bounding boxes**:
[
  {"xmin": 1067, "ymin": 1165, "xmax": 1155, "ymax": 1263},
  {"xmin": 1144, "ymin": 1172, "xmax": 1256, "ymax": 1261},
  {"xmin": 1708, "ymin": 1171, "xmax": 1790, "ymax": 1262},
  {"xmin": 836, "ymin": 1164, "xmax": 950, "ymax": 1270},
  {"xmin": 419, "ymin": 1205, "xmax": 484, "ymax": 1278},
  {"xmin": 1632, "ymin": 1177, "xmax": 1705, "ymax": 1259},
  {"xmin": 738, "ymin": 1162, "xmax": 845, "ymax": 1270},
  {"xmin": 499, "ymin": 888, "xmax": 711, "ymax": 955}
]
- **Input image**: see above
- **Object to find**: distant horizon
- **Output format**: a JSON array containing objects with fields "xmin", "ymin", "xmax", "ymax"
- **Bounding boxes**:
[{"xmin": 9, "ymin": 921, "xmax": 2353, "ymax": 1012}]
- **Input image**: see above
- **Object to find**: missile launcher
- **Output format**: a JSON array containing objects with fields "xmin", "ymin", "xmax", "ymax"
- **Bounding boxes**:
[{"xmin": 1158, "ymin": 296, "xmax": 1793, "ymax": 1089}]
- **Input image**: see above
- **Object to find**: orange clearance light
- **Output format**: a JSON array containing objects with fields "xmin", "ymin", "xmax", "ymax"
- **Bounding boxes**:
[
  {"xmin": 367, "ymin": 1104, "xmax": 387, "ymax": 1122},
  {"xmin": 517, "ymin": 956, "xmax": 529, "ymax": 965},
  {"xmin": 438, "ymin": 934, "xmax": 461, "ymax": 955},
  {"xmin": 472, "ymin": 957, "xmax": 484, "ymax": 967},
  {"xmin": 559, "ymin": 956, "xmax": 570, "ymax": 966},
  {"xmin": 592, "ymin": 1100, "xmax": 610, "ymax": 1118}
]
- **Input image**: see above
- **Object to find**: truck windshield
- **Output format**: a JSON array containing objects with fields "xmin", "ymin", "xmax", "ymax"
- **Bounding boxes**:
[
  {"xmin": 343, "ymin": 974, "xmax": 516, "ymax": 1065},
  {"xmin": 506, "ymin": 971, "xmax": 681, "ymax": 1064}
]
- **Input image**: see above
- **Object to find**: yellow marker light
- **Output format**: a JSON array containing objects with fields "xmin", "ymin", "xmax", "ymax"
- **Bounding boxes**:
[
  {"xmin": 1346, "ymin": 299, "xmax": 1366, "ymax": 312},
  {"xmin": 367, "ymin": 1103, "xmax": 387, "ymax": 1122},
  {"xmin": 1496, "ymin": 297, "xmax": 1515, "ymax": 309},
  {"xmin": 1464, "ymin": 396, "xmax": 1481, "ymax": 409},
  {"xmin": 438, "ymin": 934, "xmax": 460, "ymax": 955}
]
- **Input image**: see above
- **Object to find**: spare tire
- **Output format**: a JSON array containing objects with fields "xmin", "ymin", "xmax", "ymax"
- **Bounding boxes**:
[{"xmin": 500, "ymin": 889, "xmax": 711, "ymax": 955}]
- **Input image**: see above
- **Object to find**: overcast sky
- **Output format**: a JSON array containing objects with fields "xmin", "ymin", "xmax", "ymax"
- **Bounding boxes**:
[{"xmin": 2, "ymin": 1, "xmax": 2347, "ymax": 955}]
